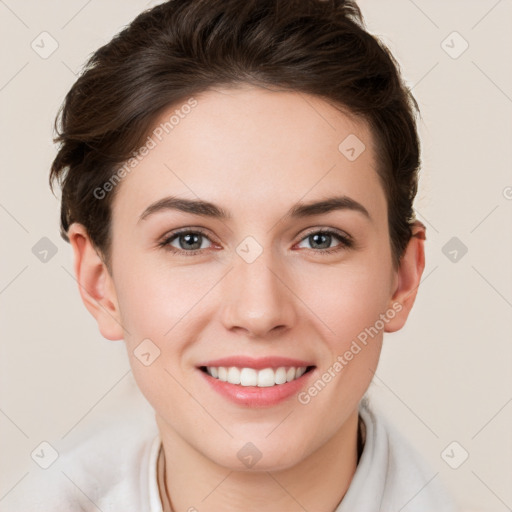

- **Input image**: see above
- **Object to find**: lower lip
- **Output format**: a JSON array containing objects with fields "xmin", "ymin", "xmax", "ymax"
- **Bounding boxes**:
[{"xmin": 198, "ymin": 368, "xmax": 315, "ymax": 407}]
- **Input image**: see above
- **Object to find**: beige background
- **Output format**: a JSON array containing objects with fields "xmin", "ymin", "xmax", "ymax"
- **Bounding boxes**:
[{"xmin": 1, "ymin": 0, "xmax": 511, "ymax": 510}]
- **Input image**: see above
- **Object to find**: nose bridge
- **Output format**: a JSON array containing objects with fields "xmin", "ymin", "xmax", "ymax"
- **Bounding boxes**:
[{"xmin": 220, "ymin": 242, "xmax": 297, "ymax": 337}]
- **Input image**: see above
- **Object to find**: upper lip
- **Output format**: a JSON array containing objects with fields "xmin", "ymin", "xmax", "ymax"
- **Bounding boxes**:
[{"xmin": 197, "ymin": 356, "xmax": 315, "ymax": 370}]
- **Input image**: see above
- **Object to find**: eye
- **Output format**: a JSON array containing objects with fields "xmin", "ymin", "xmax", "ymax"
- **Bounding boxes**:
[
  {"xmin": 158, "ymin": 229, "xmax": 214, "ymax": 255},
  {"xmin": 158, "ymin": 227, "xmax": 353, "ymax": 256},
  {"xmin": 295, "ymin": 229, "xmax": 352, "ymax": 255}
]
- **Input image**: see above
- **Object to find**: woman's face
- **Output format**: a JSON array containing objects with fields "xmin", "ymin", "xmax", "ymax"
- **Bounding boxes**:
[{"xmin": 106, "ymin": 85, "xmax": 401, "ymax": 470}]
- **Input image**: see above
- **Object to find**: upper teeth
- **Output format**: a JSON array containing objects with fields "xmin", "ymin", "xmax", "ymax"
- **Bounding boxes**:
[{"xmin": 206, "ymin": 366, "xmax": 307, "ymax": 387}]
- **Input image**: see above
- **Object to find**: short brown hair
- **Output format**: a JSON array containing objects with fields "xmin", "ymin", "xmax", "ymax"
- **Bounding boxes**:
[{"xmin": 49, "ymin": 0, "xmax": 421, "ymax": 270}]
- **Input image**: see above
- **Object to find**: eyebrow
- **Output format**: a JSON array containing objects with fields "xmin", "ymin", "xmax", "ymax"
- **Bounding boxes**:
[{"xmin": 138, "ymin": 195, "xmax": 371, "ymax": 223}]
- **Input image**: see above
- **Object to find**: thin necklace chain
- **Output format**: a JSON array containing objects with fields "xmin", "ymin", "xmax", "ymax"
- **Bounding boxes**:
[{"xmin": 157, "ymin": 414, "xmax": 365, "ymax": 510}]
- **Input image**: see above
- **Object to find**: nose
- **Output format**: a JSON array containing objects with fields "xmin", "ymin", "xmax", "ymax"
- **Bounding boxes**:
[{"xmin": 220, "ymin": 248, "xmax": 298, "ymax": 339}]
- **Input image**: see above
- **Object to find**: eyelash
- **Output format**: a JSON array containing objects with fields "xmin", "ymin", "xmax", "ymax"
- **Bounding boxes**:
[{"xmin": 157, "ymin": 228, "xmax": 353, "ymax": 256}]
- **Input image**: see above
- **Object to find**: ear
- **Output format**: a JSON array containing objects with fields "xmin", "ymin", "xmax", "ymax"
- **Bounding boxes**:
[
  {"xmin": 384, "ymin": 220, "xmax": 426, "ymax": 333},
  {"xmin": 67, "ymin": 223, "xmax": 124, "ymax": 341}
]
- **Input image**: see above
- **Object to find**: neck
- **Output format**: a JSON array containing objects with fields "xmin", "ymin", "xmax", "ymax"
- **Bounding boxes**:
[{"xmin": 156, "ymin": 409, "xmax": 360, "ymax": 512}]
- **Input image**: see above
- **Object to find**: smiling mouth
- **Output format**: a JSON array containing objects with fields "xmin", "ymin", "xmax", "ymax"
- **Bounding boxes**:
[{"xmin": 199, "ymin": 366, "xmax": 315, "ymax": 387}]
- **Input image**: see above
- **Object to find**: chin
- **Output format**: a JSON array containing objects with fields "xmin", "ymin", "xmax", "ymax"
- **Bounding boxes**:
[{"xmin": 201, "ymin": 430, "xmax": 313, "ymax": 473}]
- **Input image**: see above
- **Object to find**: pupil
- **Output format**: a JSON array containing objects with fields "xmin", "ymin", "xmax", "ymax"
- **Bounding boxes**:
[
  {"xmin": 181, "ymin": 233, "xmax": 201, "ymax": 250},
  {"xmin": 312, "ymin": 233, "xmax": 330, "ymax": 249}
]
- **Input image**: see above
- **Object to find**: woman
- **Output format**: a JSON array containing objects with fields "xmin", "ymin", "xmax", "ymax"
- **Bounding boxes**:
[{"xmin": 33, "ymin": 0, "xmax": 456, "ymax": 510}]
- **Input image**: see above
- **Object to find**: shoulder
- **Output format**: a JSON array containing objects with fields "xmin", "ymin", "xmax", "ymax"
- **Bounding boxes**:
[
  {"xmin": 4, "ymin": 380, "xmax": 159, "ymax": 512},
  {"xmin": 338, "ymin": 397, "xmax": 457, "ymax": 512}
]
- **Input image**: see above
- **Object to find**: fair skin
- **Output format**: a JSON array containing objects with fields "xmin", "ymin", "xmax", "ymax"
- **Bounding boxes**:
[{"xmin": 68, "ymin": 85, "xmax": 425, "ymax": 512}]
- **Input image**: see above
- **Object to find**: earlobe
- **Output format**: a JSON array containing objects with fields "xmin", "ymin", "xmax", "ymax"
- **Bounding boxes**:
[
  {"xmin": 384, "ymin": 221, "xmax": 426, "ymax": 333},
  {"xmin": 67, "ymin": 223, "xmax": 124, "ymax": 341}
]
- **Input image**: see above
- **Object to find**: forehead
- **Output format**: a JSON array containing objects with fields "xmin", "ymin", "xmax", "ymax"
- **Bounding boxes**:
[{"xmin": 110, "ymin": 85, "xmax": 384, "ymax": 226}]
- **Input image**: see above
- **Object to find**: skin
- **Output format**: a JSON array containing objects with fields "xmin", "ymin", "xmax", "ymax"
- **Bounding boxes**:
[{"xmin": 68, "ymin": 84, "xmax": 425, "ymax": 512}]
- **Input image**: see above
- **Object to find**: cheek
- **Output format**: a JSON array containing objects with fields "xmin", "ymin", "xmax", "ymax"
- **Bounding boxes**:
[
  {"xmin": 299, "ymin": 259, "xmax": 394, "ymax": 347},
  {"xmin": 112, "ymin": 258, "xmax": 200, "ymax": 410},
  {"xmin": 304, "ymin": 259, "xmax": 392, "ymax": 404},
  {"xmin": 114, "ymin": 256, "xmax": 203, "ymax": 341}
]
